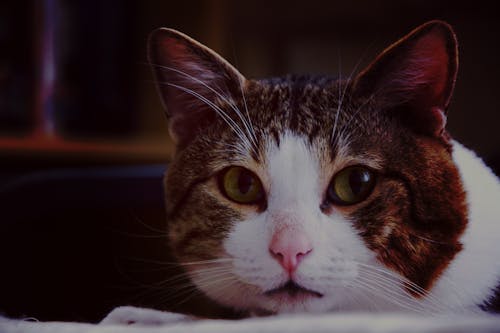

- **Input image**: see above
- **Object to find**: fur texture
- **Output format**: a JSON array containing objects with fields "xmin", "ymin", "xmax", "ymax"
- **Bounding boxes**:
[{"xmin": 148, "ymin": 21, "xmax": 500, "ymax": 315}]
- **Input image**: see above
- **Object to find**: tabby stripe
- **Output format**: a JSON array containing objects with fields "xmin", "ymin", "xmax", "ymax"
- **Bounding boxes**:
[{"xmin": 166, "ymin": 175, "xmax": 212, "ymax": 221}]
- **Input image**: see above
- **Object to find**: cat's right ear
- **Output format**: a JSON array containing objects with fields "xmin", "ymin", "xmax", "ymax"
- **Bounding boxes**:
[
  {"xmin": 352, "ymin": 21, "xmax": 458, "ymax": 138},
  {"xmin": 148, "ymin": 28, "xmax": 246, "ymax": 148}
]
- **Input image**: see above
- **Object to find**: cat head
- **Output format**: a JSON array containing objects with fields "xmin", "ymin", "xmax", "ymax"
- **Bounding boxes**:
[{"xmin": 148, "ymin": 21, "xmax": 467, "ymax": 314}]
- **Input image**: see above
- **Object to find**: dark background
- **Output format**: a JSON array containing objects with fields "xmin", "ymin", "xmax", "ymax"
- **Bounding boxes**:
[{"xmin": 0, "ymin": 0, "xmax": 499, "ymax": 323}]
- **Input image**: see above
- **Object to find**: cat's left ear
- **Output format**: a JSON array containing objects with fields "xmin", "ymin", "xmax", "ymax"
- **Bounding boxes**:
[
  {"xmin": 148, "ymin": 28, "xmax": 246, "ymax": 148},
  {"xmin": 353, "ymin": 20, "xmax": 458, "ymax": 137}
]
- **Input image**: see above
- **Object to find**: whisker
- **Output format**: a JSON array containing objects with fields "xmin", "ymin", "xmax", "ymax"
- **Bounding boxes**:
[
  {"xmin": 163, "ymin": 82, "xmax": 252, "ymax": 150},
  {"xmin": 202, "ymin": 137, "xmax": 249, "ymax": 156},
  {"xmin": 335, "ymin": 60, "xmax": 418, "ymax": 145},
  {"xmin": 358, "ymin": 266, "xmax": 429, "ymax": 297},
  {"xmin": 331, "ymin": 49, "xmax": 342, "ymax": 142},
  {"xmin": 131, "ymin": 216, "xmax": 168, "ymax": 235},
  {"xmin": 407, "ymin": 232, "xmax": 452, "ymax": 245},
  {"xmin": 356, "ymin": 263, "xmax": 430, "ymax": 296},
  {"xmin": 357, "ymin": 268, "xmax": 447, "ymax": 313},
  {"xmin": 334, "ymin": 93, "xmax": 374, "ymax": 148},
  {"xmin": 355, "ymin": 262, "xmax": 453, "ymax": 312},
  {"xmin": 230, "ymin": 45, "xmax": 259, "ymax": 151},
  {"xmin": 192, "ymin": 273, "xmax": 236, "ymax": 288},
  {"xmin": 159, "ymin": 272, "xmax": 237, "ymax": 308},
  {"xmin": 205, "ymin": 277, "xmax": 240, "ymax": 295},
  {"xmin": 111, "ymin": 230, "xmax": 168, "ymax": 239},
  {"xmin": 121, "ymin": 265, "xmax": 232, "ymax": 302},
  {"xmin": 332, "ymin": 43, "xmax": 375, "ymax": 149},
  {"xmin": 154, "ymin": 283, "xmax": 201, "ymax": 309},
  {"xmin": 345, "ymin": 280, "xmax": 384, "ymax": 312},
  {"xmin": 149, "ymin": 63, "xmax": 258, "ymax": 155},
  {"xmin": 236, "ymin": 71, "xmax": 258, "ymax": 152},
  {"xmin": 180, "ymin": 258, "xmax": 234, "ymax": 266},
  {"xmin": 157, "ymin": 266, "xmax": 232, "ymax": 287},
  {"xmin": 354, "ymin": 276, "xmax": 433, "ymax": 315},
  {"xmin": 124, "ymin": 257, "xmax": 180, "ymax": 267},
  {"xmin": 138, "ymin": 267, "xmax": 235, "ymax": 308},
  {"xmin": 354, "ymin": 278, "xmax": 430, "ymax": 315}
]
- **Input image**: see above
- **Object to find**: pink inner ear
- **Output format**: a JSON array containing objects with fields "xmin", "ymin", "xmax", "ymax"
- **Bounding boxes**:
[
  {"xmin": 406, "ymin": 32, "xmax": 449, "ymax": 107},
  {"xmin": 159, "ymin": 35, "xmax": 189, "ymax": 61},
  {"xmin": 159, "ymin": 38, "xmax": 194, "ymax": 71},
  {"xmin": 158, "ymin": 36, "xmax": 219, "ymax": 87},
  {"xmin": 162, "ymin": 38, "xmax": 181, "ymax": 54}
]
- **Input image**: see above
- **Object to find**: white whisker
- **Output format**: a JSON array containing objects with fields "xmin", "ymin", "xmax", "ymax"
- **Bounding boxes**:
[
  {"xmin": 163, "ymin": 273, "xmax": 237, "ymax": 308},
  {"xmin": 357, "ymin": 268, "xmax": 446, "ymax": 313},
  {"xmin": 353, "ymin": 277, "xmax": 430, "ymax": 315},
  {"xmin": 355, "ymin": 262, "xmax": 454, "ymax": 313},
  {"xmin": 163, "ymin": 82, "xmax": 253, "ymax": 151},
  {"xmin": 151, "ymin": 63, "xmax": 258, "ymax": 155},
  {"xmin": 356, "ymin": 263, "xmax": 429, "ymax": 296},
  {"xmin": 334, "ymin": 91, "xmax": 376, "ymax": 148},
  {"xmin": 331, "ymin": 50, "xmax": 342, "ymax": 142},
  {"xmin": 180, "ymin": 258, "xmax": 234, "ymax": 266},
  {"xmin": 332, "ymin": 45, "xmax": 373, "ymax": 149},
  {"xmin": 237, "ymin": 73, "xmax": 259, "ymax": 151}
]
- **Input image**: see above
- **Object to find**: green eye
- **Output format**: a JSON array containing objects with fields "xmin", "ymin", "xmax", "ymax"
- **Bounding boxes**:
[
  {"xmin": 328, "ymin": 166, "xmax": 376, "ymax": 205},
  {"xmin": 220, "ymin": 166, "xmax": 264, "ymax": 204}
]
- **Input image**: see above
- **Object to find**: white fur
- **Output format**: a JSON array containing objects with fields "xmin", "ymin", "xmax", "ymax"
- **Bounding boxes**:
[
  {"xmin": 222, "ymin": 134, "xmax": 398, "ymax": 313},
  {"xmin": 429, "ymin": 141, "xmax": 500, "ymax": 311},
  {"xmin": 211, "ymin": 136, "xmax": 500, "ymax": 314}
]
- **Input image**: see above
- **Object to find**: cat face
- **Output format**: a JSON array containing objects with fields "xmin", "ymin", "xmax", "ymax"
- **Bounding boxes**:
[{"xmin": 149, "ymin": 21, "xmax": 467, "ymax": 314}]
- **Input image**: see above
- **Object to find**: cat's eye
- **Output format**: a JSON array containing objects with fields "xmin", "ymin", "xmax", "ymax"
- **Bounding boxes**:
[
  {"xmin": 219, "ymin": 166, "xmax": 265, "ymax": 205},
  {"xmin": 327, "ymin": 166, "xmax": 376, "ymax": 206}
]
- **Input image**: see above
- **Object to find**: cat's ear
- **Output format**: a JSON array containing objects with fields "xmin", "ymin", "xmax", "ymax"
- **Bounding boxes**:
[
  {"xmin": 148, "ymin": 28, "xmax": 246, "ymax": 148},
  {"xmin": 353, "ymin": 20, "xmax": 458, "ymax": 137}
]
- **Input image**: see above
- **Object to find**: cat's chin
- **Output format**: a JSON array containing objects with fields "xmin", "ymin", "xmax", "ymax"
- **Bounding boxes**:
[
  {"xmin": 237, "ymin": 287, "xmax": 353, "ymax": 314},
  {"xmin": 263, "ymin": 280, "xmax": 323, "ymax": 299},
  {"xmin": 261, "ymin": 294, "xmax": 328, "ymax": 314},
  {"xmin": 255, "ymin": 293, "xmax": 344, "ymax": 314},
  {"xmin": 197, "ymin": 280, "xmax": 337, "ymax": 314},
  {"xmin": 259, "ymin": 281, "xmax": 324, "ymax": 313}
]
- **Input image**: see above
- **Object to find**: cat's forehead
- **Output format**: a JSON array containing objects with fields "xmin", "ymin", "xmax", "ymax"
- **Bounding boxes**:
[
  {"xmin": 244, "ymin": 76, "xmax": 377, "ymax": 142},
  {"xmin": 241, "ymin": 77, "xmax": 382, "ymax": 158},
  {"xmin": 202, "ymin": 75, "xmax": 392, "ymax": 171},
  {"xmin": 248, "ymin": 75, "xmax": 343, "ymax": 131}
]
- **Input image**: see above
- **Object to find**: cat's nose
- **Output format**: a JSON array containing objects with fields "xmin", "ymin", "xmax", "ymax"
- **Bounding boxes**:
[{"xmin": 269, "ymin": 227, "xmax": 313, "ymax": 274}]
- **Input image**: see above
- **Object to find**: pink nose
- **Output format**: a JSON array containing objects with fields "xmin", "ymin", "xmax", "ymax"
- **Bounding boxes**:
[{"xmin": 269, "ymin": 227, "xmax": 313, "ymax": 274}]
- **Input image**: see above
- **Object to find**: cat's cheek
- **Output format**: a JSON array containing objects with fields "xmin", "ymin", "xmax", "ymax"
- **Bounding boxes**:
[
  {"xmin": 223, "ymin": 214, "xmax": 286, "ymax": 290},
  {"xmin": 189, "ymin": 214, "xmax": 285, "ymax": 311},
  {"xmin": 189, "ymin": 269, "xmax": 264, "ymax": 311},
  {"xmin": 294, "ymin": 219, "xmax": 377, "ymax": 313},
  {"xmin": 295, "ymin": 214, "xmax": 374, "ymax": 289}
]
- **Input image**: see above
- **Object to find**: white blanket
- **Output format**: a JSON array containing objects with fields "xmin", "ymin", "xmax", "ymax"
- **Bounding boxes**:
[{"xmin": 2, "ymin": 306, "xmax": 500, "ymax": 333}]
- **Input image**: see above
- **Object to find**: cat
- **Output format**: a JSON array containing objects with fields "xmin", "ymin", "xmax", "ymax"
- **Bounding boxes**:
[{"xmin": 148, "ymin": 20, "xmax": 500, "ymax": 316}]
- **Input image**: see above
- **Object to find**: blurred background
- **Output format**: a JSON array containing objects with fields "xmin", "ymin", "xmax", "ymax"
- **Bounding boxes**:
[{"xmin": 0, "ymin": 0, "xmax": 498, "ymax": 323}]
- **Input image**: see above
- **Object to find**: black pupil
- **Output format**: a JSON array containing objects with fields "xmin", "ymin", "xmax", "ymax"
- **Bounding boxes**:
[
  {"xmin": 238, "ymin": 170, "xmax": 254, "ymax": 194},
  {"xmin": 349, "ymin": 169, "xmax": 370, "ymax": 195}
]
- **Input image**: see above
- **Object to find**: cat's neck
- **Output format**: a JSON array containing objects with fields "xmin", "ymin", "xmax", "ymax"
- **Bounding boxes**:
[{"xmin": 429, "ymin": 141, "xmax": 500, "ymax": 311}]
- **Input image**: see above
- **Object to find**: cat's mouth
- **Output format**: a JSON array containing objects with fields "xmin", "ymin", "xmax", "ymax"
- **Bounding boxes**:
[{"xmin": 264, "ymin": 280, "xmax": 323, "ymax": 299}]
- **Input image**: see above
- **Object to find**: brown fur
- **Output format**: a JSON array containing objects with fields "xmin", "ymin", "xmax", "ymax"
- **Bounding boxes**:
[{"xmin": 149, "ymin": 20, "xmax": 468, "ymax": 306}]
